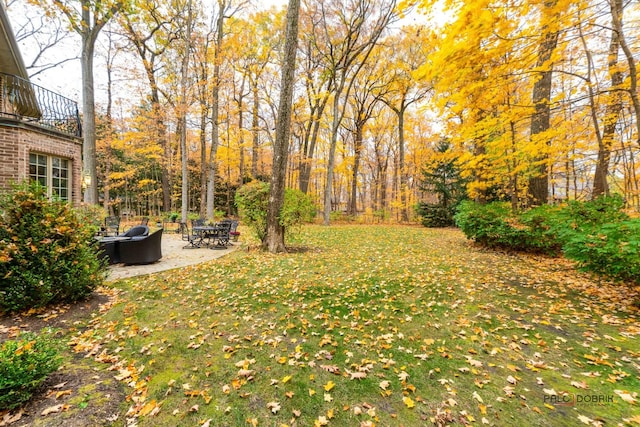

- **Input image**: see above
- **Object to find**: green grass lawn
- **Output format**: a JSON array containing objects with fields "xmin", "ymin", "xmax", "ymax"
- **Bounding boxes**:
[{"xmin": 71, "ymin": 225, "xmax": 639, "ymax": 426}]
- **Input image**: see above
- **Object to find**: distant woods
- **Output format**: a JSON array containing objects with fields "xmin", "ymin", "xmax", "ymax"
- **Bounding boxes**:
[{"xmin": 10, "ymin": 0, "xmax": 640, "ymax": 220}]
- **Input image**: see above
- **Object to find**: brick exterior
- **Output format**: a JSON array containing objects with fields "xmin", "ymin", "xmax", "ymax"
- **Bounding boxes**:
[{"xmin": 0, "ymin": 119, "xmax": 82, "ymax": 204}]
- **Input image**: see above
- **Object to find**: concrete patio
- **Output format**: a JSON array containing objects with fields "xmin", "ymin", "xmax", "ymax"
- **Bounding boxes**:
[{"xmin": 107, "ymin": 231, "xmax": 238, "ymax": 281}]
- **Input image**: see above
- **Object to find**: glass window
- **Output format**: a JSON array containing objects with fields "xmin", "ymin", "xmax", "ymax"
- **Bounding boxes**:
[{"xmin": 29, "ymin": 153, "xmax": 71, "ymax": 201}]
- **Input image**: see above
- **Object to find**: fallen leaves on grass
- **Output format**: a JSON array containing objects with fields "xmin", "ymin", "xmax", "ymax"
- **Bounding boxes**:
[{"xmin": 63, "ymin": 226, "xmax": 640, "ymax": 426}]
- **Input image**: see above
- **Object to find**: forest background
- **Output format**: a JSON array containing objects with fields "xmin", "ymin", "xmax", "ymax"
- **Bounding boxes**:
[{"xmin": 6, "ymin": 0, "xmax": 640, "ymax": 224}]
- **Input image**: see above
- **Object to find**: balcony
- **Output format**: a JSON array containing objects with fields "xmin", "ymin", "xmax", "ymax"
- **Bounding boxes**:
[{"xmin": 0, "ymin": 72, "xmax": 81, "ymax": 137}]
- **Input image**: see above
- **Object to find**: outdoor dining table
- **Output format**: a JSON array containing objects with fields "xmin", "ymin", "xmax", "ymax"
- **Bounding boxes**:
[{"xmin": 193, "ymin": 224, "xmax": 228, "ymax": 248}]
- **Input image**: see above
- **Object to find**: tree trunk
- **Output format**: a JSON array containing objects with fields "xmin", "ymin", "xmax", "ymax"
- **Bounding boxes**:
[
  {"xmin": 199, "ymin": 105, "xmax": 208, "ymax": 217},
  {"xmin": 349, "ymin": 123, "xmax": 364, "ymax": 215},
  {"xmin": 299, "ymin": 80, "xmax": 331, "ymax": 194},
  {"xmin": 207, "ymin": 1, "xmax": 226, "ymax": 220},
  {"xmin": 81, "ymin": 28, "xmax": 98, "ymax": 204},
  {"xmin": 264, "ymin": 0, "xmax": 301, "ymax": 253},
  {"xmin": 299, "ymin": 118, "xmax": 323, "ymax": 193},
  {"xmin": 180, "ymin": 1, "xmax": 193, "ymax": 223},
  {"xmin": 593, "ymin": 0, "xmax": 623, "ymax": 198},
  {"xmin": 236, "ymin": 75, "xmax": 247, "ymax": 185},
  {"xmin": 528, "ymin": 5, "xmax": 559, "ymax": 206},
  {"xmin": 251, "ymin": 82, "xmax": 260, "ymax": 178},
  {"xmin": 610, "ymin": 1, "xmax": 640, "ymax": 146},
  {"xmin": 396, "ymin": 107, "xmax": 408, "ymax": 221},
  {"xmin": 323, "ymin": 91, "xmax": 343, "ymax": 225}
]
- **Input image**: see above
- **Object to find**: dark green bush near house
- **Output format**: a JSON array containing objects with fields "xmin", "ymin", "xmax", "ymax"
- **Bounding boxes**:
[
  {"xmin": 455, "ymin": 195, "xmax": 639, "ymax": 283},
  {"xmin": 0, "ymin": 182, "xmax": 106, "ymax": 313},
  {"xmin": 0, "ymin": 331, "xmax": 62, "ymax": 410}
]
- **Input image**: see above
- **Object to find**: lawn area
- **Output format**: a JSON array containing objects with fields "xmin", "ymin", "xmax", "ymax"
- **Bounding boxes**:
[{"xmin": 71, "ymin": 225, "xmax": 639, "ymax": 426}]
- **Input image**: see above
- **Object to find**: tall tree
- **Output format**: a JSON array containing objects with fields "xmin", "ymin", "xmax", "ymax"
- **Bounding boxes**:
[
  {"xmin": 306, "ymin": 0, "xmax": 398, "ymax": 225},
  {"xmin": 34, "ymin": 0, "xmax": 128, "ymax": 204},
  {"xmin": 377, "ymin": 27, "xmax": 432, "ymax": 220},
  {"xmin": 264, "ymin": 0, "xmax": 301, "ymax": 253},
  {"xmin": 528, "ymin": 0, "xmax": 560, "ymax": 206},
  {"xmin": 591, "ymin": 0, "xmax": 623, "ymax": 197},
  {"xmin": 178, "ymin": 0, "xmax": 194, "ymax": 223},
  {"xmin": 343, "ymin": 62, "xmax": 385, "ymax": 215},
  {"xmin": 206, "ymin": 1, "xmax": 249, "ymax": 220},
  {"xmin": 120, "ymin": 0, "xmax": 178, "ymax": 213},
  {"xmin": 297, "ymin": 9, "xmax": 333, "ymax": 194}
]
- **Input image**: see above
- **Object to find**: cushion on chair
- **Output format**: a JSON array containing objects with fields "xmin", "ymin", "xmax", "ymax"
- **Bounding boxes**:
[{"xmin": 119, "ymin": 225, "xmax": 149, "ymax": 238}]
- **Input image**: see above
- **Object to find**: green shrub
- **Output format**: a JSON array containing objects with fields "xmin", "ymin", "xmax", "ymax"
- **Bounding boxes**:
[
  {"xmin": 0, "ymin": 331, "xmax": 62, "ymax": 410},
  {"xmin": 454, "ymin": 201, "xmax": 520, "ymax": 248},
  {"xmin": 455, "ymin": 201, "xmax": 561, "ymax": 254},
  {"xmin": 0, "ymin": 182, "xmax": 106, "ymax": 313},
  {"xmin": 518, "ymin": 204, "xmax": 564, "ymax": 254},
  {"xmin": 563, "ymin": 220, "xmax": 640, "ymax": 282},
  {"xmin": 281, "ymin": 188, "xmax": 317, "ymax": 232},
  {"xmin": 235, "ymin": 181, "xmax": 316, "ymax": 242},
  {"xmin": 455, "ymin": 195, "xmax": 639, "ymax": 282},
  {"xmin": 547, "ymin": 195, "xmax": 629, "ymax": 242},
  {"xmin": 235, "ymin": 180, "xmax": 270, "ymax": 242}
]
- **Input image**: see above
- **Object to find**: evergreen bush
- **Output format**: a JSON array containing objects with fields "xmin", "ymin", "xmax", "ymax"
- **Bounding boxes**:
[
  {"xmin": 415, "ymin": 203, "xmax": 457, "ymax": 228},
  {"xmin": 415, "ymin": 140, "xmax": 467, "ymax": 227}
]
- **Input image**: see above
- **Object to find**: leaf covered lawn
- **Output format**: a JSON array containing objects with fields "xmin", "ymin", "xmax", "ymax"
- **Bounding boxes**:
[{"xmin": 71, "ymin": 226, "xmax": 640, "ymax": 426}]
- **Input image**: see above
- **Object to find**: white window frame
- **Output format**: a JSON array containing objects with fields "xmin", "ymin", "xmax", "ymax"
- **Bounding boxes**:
[{"xmin": 28, "ymin": 152, "xmax": 71, "ymax": 201}]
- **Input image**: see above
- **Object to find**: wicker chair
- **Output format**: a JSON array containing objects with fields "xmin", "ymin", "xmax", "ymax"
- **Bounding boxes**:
[{"xmin": 118, "ymin": 228, "xmax": 163, "ymax": 265}]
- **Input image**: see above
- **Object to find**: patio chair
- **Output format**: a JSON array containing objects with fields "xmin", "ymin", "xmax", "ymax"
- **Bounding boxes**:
[
  {"xmin": 212, "ymin": 221, "xmax": 232, "ymax": 248},
  {"xmin": 104, "ymin": 216, "xmax": 120, "ymax": 237},
  {"xmin": 180, "ymin": 222, "xmax": 201, "ymax": 249},
  {"xmin": 119, "ymin": 225, "xmax": 149, "ymax": 238},
  {"xmin": 118, "ymin": 228, "xmax": 163, "ymax": 265},
  {"xmin": 225, "ymin": 219, "xmax": 240, "ymax": 242}
]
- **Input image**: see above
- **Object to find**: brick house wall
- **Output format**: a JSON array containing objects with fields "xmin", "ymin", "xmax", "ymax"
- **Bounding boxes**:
[{"xmin": 0, "ymin": 118, "xmax": 82, "ymax": 204}]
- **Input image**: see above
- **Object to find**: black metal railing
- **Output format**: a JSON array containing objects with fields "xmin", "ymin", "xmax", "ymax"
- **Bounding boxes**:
[{"xmin": 0, "ymin": 72, "xmax": 81, "ymax": 137}]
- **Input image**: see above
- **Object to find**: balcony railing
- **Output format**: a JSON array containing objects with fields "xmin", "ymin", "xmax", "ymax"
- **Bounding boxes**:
[{"xmin": 0, "ymin": 72, "xmax": 81, "ymax": 137}]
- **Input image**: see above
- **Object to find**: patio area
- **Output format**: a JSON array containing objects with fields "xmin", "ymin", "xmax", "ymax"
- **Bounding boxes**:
[{"xmin": 106, "ymin": 230, "xmax": 238, "ymax": 281}]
